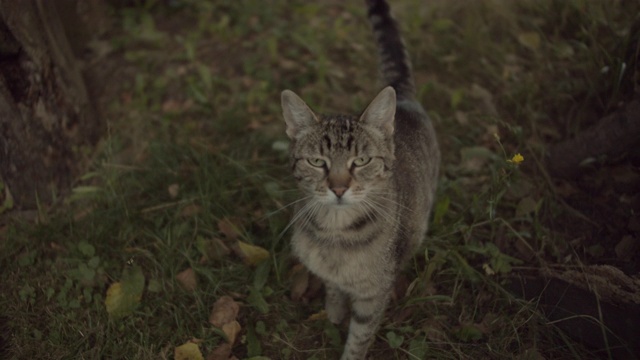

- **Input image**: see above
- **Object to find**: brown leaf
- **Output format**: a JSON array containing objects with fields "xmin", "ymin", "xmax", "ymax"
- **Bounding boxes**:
[
  {"xmin": 290, "ymin": 264, "xmax": 309, "ymax": 302},
  {"xmin": 615, "ymin": 236, "xmax": 639, "ymax": 261},
  {"xmin": 305, "ymin": 273, "xmax": 324, "ymax": 302},
  {"xmin": 209, "ymin": 295, "xmax": 240, "ymax": 327},
  {"xmin": 50, "ymin": 242, "xmax": 67, "ymax": 253},
  {"xmin": 391, "ymin": 306, "xmax": 416, "ymax": 324},
  {"xmin": 198, "ymin": 237, "xmax": 231, "ymax": 264},
  {"xmin": 180, "ymin": 204, "xmax": 202, "ymax": 217},
  {"xmin": 176, "ymin": 268, "xmax": 198, "ymax": 292},
  {"xmin": 222, "ymin": 320, "xmax": 241, "ymax": 345},
  {"xmin": 168, "ymin": 184, "xmax": 180, "ymax": 199},
  {"xmin": 454, "ymin": 111, "xmax": 469, "ymax": 126},
  {"xmin": 73, "ymin": 206, "xmax": 95, "ymax": 221},
  {"xmin": 553, "ymin": 180, "xmax": 579, "ymax": 197},
  {"xmin": 218, "ymin": 218, "xmax": 241, "ymax": 240},
  {"xmin": 161, "ymin": 98, "xmax": 193, "ymax": 114},
  {"xmin": 206, "ymin": 343, "xmax": 232, "ymax": 360}
]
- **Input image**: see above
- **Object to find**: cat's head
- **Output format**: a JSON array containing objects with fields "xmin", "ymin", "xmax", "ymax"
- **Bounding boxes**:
[{"xmin": 281, "ymin": 87, "xmax": 396, "ymax": 206}]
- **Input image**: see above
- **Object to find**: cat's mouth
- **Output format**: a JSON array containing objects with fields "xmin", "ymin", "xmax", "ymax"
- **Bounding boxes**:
[
  {"xmin": 334, "ymin": 198, "xmax": 347, "ymax": 206},
  {"xmin": 316, "ymin": 193, "xmax": 352, "ymax": 207}
]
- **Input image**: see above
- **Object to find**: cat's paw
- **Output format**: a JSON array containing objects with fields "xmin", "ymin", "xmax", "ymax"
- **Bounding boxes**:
[{"xmin": 325, "ymin": 283, "xmax": 347, "ymax": 324}]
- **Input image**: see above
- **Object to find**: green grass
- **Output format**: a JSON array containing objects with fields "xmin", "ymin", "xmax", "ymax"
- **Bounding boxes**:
[{"xmin": 1, "ymin": 0, "xmax": 638, "ymax": 359}]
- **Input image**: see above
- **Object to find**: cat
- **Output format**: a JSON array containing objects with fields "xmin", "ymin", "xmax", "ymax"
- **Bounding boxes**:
[{"xmin": 280, "ymin": 0, "xmax": 440, "ymax": 359}]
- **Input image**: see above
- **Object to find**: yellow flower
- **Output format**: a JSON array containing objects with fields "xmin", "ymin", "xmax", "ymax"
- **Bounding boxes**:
[{"xmin": 508, "ymin": 153, "xmax": 524, "ymax": 164}]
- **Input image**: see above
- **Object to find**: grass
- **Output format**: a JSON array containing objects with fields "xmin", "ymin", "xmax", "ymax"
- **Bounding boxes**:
[{"xmin": 1, "ymin": 0, "xmax": 638, "ymax": 359}]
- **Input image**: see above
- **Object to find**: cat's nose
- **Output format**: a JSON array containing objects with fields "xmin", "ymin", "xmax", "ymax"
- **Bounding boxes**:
[{"xmin": 331, "ymin": 186, "xmax": 348, "ymax": 198}]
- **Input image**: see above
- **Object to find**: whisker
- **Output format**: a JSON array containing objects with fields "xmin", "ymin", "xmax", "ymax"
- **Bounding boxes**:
[
  {"xmin": 368, "ymin": 191, "xmax": 414, "ymax": 213},
  {"xmin": 277, "ymin": 199, "xmax": 315, "ymax": 240},
  {"xmin": 362, "ymin": 197, "xmax": 410, "ymax": 236},
  {"xmin": 261, "ymin": 194, "xmax": 313, "ymax": 220}
]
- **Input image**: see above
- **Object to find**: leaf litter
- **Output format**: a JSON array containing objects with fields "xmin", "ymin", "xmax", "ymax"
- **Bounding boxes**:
[
  {"xmin": 105, "ymin": 265, "xmax": 145, "ymax": 318},
  {"xmin": 208, "ymin": 295, "xmax": 243, "ymax": 357},
  {"xmin": 175, "ymin": 267, "xmax": 198, "ymax": 292}
]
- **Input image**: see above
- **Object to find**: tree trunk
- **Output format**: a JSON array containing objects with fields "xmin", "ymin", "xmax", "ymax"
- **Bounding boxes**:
[
  {"xmin": 510, "ymin": 266, "xmax": 640, "ymax": 359},
  {"xmin": 546, "ymin": 98, "xmax": 640, "ymax": 179},
  {"xmin": 0, "ymin": 0, "xmax": 104, "ymax": 210}
]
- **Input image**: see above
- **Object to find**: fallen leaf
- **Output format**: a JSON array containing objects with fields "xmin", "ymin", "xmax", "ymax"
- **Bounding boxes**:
[
  {"xmin": 222, "ymin": 320, "xmax": 242, "ymax": 345},
  {"xmin": 197, "ymin": 236, "xmax": 231, "ymax": 263},
  {"xmin": 176, "ymin": 267, "xmax": 198, "ymax": 292},
  {"xmin": 482, "ymin": 263, "xmax": 496, "ymax": 276},
  {"xmin": 206, "ymin": 343, "xmax": 232, "ymax": 360},
  {"xmin": 175, "ymin": 342, "xmax": 204, "ymax": 360},
  {"xmin": 218, "ymin": 217, "xmax": 241, "ymax": 240},
  {"xmin": 290, "ymin": 264, "xmax": 309, "ymax": 301},
  {"xmin": 180, "ymin": 204, "xmax": 202, "ymax": 217},
  {"xmin": 454, "ymin": 111, "xmax": 468, "ymax": 125},
  {"xmin": 162, "ymin": 98, "xmax": 191, "ymax": 114},
  {"xmin": 470, "ymin": 83, "xmax": 498, "ymax": 116},
  {"xmin": 209, "ymin": 295, "xmax": 240, "ymax": 327},
  {"xmin": 517, "ymin": 31, "xmax": 540, "ymax": 51},
  {"xmin": 105, "ymin": 266, "xmax": 145, "ymax": 318},
  {"xmin": 553, "ymin": 180, "xmax": 579, "ymax": 197},
  {"xmin": 615, "ymin": 236, "xmax": 639, "ymax": 261},
  {"xmin": 234, "ymin": 241, "xmax": 269, "ymax": 266},
  {"xmin": 168, "ymin": 184, "xmax": 180, "ymax": 199},
  {"xmin": 246, "ymin": 119, "xmax": 262, "ymax": 130},
  {"xmin": 305, "ymin": 273, "xmax": 324, "ymax": 302},
  {"xmin": 515, "ymin": 196, "xmax": 538, "ymax": 217},
  {"xmin": 307, "ymin": 310, "xmax": 327, "ymax": 321},
  {"xmin": 73, "ymin": 206, "xmax": 95, "ymax": 221},
  {"xmin": 391, "ymin": 306, "xmax": 415, "ymax": 324},
  {"xmin": 278, "ymin": 58, "xmax": 298, "ymax": 70},
  {"xmin": 49, "ymin": 242, "xmax": 66, "ymax": 252}
]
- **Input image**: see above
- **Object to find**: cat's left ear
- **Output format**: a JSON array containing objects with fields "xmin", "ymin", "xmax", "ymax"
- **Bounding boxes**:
[
  {"xmin": 281, "ymin": 90, "xmax": 319, "ymax": 139},
  {"xmin": 360, "ymin": 86, "xmax": 396, "ymax": 136}
]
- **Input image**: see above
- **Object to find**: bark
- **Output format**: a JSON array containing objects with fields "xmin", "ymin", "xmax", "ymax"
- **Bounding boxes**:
[
  {"xmin": 546, "ymin": 98, "xmax": 640, "ymax": 179},
  {"xmin": 0, "ymin": 0, "xmax": 104, "ymax": 209},
  {"xmin": 510, "ymin": 266, "xmax": 640, "ymax": 359}
]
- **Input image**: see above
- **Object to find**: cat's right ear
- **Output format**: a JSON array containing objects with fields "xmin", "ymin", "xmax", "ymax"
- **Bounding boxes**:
[{"xmin": 281, "ymin": 90, "xmax": 319, "ymax": 139}]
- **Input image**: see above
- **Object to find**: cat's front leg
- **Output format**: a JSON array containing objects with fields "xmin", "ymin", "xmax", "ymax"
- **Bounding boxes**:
[
  {"xmin": 325, "ymin": 281, "xmax": 348, "ymax": 324},
  {"xmin": 340, "ymin": 291, "xmax": 390, "ymax": 360}
]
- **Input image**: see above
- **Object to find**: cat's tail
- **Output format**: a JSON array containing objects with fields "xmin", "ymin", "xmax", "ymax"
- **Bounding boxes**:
[{"xmin": 366, "ymin": 0, "xmax": 415, "ymax": 101}]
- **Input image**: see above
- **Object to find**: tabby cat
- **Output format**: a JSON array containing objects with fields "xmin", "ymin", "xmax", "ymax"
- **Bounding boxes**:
[{"xmin": 280, "ymin": 0, "xmax": 440, "ymax": 359}]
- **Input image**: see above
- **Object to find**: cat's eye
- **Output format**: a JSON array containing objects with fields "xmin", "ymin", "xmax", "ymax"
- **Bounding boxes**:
[
  {"xmin": 307, "ymin": 158, "xmax": 326, "ymax": 167},
  {"xmin": 352, "ymin": 157, "xmax": 371, "ymax": 167}
]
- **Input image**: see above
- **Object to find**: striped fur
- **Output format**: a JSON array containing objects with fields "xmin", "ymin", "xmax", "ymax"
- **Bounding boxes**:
[{"xmin": 281, "ymin": 1, "xmax": 440, "ymax": 359}]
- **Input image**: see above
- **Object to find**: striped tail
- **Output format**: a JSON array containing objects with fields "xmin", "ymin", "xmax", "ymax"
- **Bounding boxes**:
[{"xmin": 366, "ymin": 0, "xmax": 415, "ymax": 101}]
